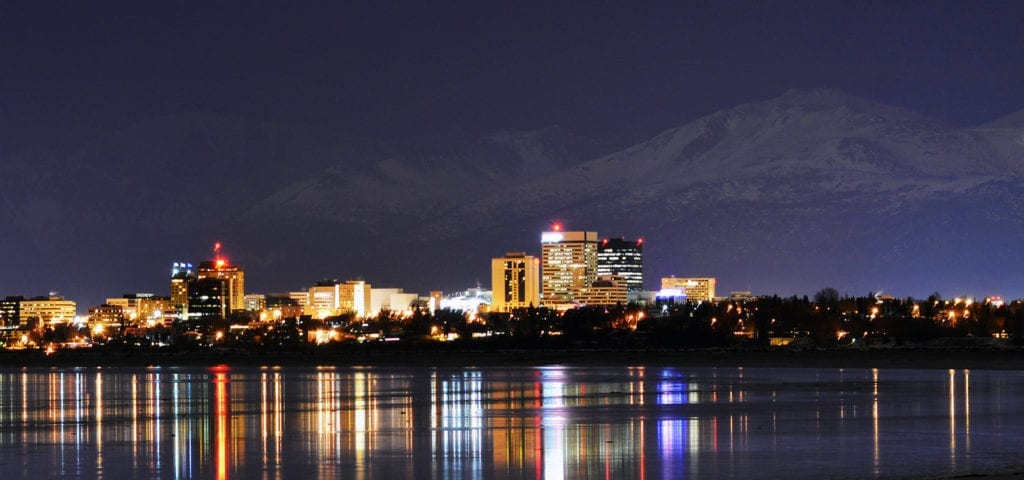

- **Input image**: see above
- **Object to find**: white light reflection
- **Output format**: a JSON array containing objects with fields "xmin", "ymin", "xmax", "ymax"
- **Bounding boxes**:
[
  {"xmin": 95, "ymin": 370, "xmax": 103, "ymax": 475},
  {"xmin": 131, "ymin": 374, "xmax": 139, "ymax": 469},
  {"xmin": 354, "ymin": 370, "xmax": 367, "ymax": 478},
  {"xmin": 539, "ymin": 367, "xmax": 566, "ymax": 480},
  {"xmin": 659, "ymin": 419, "xmax": 686, "ymax": 479},
  {"xmin": 949, "ymin": 368, "xmax": 956, "ymax": 469},
  {"xmin": 439, "ymin": 370, "xmax": 485, "ymax": 479},
  {"xmin": 872, "ymin": 368, "xmax": 879, "ymax": 476},
  {"xmin": 153, "ymin": 371, "xmax": 162, "ymax": 471},
  {"xmin": 172, "ymin": 373, "xmax": 180, "ymax": 480},
  {"xmin": 964, "ymin": 369, "xmax": 971, "ymax": 453},
  {"xmin": 214, "ymin": 370, "xmax": 229, "ymax": 480}
]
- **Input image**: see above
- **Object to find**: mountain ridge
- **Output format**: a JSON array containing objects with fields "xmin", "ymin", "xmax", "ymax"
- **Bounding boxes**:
[{"xmin": 4, "ymin": 88, "xmax": 1024, "ymax": 306}]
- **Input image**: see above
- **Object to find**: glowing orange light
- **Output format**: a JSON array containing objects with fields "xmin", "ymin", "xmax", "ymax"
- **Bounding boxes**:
[
  {"xmin": 637, "ymin": 238, "xmax": 643, "ymax": 245},
  {"xmin": 214, "ymin": 372, "xmax": 229, "ymax": 480},
  {"xmin": 210, "ymin": 364, "xmax": 230, "ymax": 374},
  {"xmin": 552, "ymin": 222, "xmax": 562, "ymax": 231},
  {"xmin": 216, "ymin": 259, "xmax": 226, "ymax": 268}
]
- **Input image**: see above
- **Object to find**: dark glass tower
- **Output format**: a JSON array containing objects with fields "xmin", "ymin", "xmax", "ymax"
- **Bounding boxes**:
[{"xmin": 597, "ymin": 238, "xmax": 644, "ymax": 292}]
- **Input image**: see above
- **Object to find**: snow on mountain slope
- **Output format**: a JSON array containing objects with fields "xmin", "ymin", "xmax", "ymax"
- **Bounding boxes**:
[
  {"xmin": 244, "ymin": 125, "xmax": 603, "ymax": 230},
  {"xmin": 6, "ymin": 89, "xmax": 1024, "ymax": 304},
  {"xmin": 421, "ymin": 89, "xmax": 1016, "ymax": 239}
]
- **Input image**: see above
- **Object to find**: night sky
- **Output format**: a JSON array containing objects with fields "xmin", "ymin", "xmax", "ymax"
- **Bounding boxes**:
[
  {"xmin": 3, "ymin": 1, "xmax": 1024, "ymax": 306},
  {"xmin": 4, "ymin": 2, "xmax": 1023, "ymax": 148}
]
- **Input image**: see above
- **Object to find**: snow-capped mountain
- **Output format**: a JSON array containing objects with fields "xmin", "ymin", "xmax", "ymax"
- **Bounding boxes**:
[
  {"xmin": 241, "ymin": 89, "xmax": 1024, "ymax": 297},
  {"xmin": 4, "ymin": 89, "xmax": 1024, "ymax": 305}
]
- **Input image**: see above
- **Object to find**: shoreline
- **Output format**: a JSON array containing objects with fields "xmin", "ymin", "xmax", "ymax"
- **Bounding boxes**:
[{"xmin": 3, "ymin": 346, "xmax": 1024, "ymax": 370}]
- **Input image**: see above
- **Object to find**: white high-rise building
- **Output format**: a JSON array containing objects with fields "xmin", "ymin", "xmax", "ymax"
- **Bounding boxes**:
[{"xmin": 541, "ymin": 225, "xmax": 598, "ymax": 304}]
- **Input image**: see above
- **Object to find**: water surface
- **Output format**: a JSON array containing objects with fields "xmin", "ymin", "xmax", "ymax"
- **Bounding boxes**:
[{"xmin": 1, "ymin": 365, "xmax": 1022, "ymax": 479}]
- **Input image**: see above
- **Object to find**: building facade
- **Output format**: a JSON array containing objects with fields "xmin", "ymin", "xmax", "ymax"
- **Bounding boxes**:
[
  {"xmin": 20, "ymin": 295, "xmax": 77, "ymax": 326},
  {"xmin": 369, "ymin": 288, "xmax": 418, "ymax": 315},
  {"xmin": 106, "ymin": 293, "xmax": 172, "ymax": 325},
  {"xmin": 264, "ymin": 294, "xmax": 303, "ymax": 321},
  {"xmin": 660, "ymin": 277, "xmax": 717, "ymax": 302},
  {"xmin": 574, "ymin": 275, "xmax": 628, "ymax": 306},
  {"xmin": 338, "ymin": 280, "xmax": 371, "ymax": 318},
  {"xmin": 597, "ymin": 237, "xmax": 644, "ymax": 292},
  {"xmin": 169, "ymin": 262, "xmax": 194, "ymax": 309},
  {"xmin": 88, "ymin": 304, "xmax": 125, "ymax": 334},
  {"xmin": 197, "ymin": 259, "xmax": 245, "ymax": 312},
  {"xmin": 541, "ymin": 228, "xmax": 599, "ymax": 304},
  {"xmin": 0, "ymin": 296, "xmax": 24, "ymax": 328},
  {"xmin": 307, "ymin": 281, "xmax": 343, "ymax": 319},
  {"xmin": 187, "ymin": 277, "xmax": 227, "ymax": 323},
  {"xmin": 304, "ymin": 280, "xmax": 372, "ymax": 318},
  {"xmin": 243, "ymin": 294, "xmax": 266, "ymax": 311},
  {"xmin": 491, "ymin": 252, "xmax": 540, "ymax": 312}
]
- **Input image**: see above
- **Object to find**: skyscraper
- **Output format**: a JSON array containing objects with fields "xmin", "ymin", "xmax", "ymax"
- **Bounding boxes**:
[
  {"xmin": 541, "ymin": 225, "xmax": 598, "ymax": 304},
  {"xmin": 170, "ymin": 262, "xmax": 194, "ymax": 309},
  {"xmin": 196, "ymin": 243, "xmax": 245, "ymax": 313},
  {"xmin": 491, "ymin": 252, "xmax": 540, "ymax": 312},
  {"xmin": 187, "ymin": 277, "xmax": 227, "ymax": 323},
  {"xmin": 597, "ymin": 237, "xmax": 644, "ymax": 292}
]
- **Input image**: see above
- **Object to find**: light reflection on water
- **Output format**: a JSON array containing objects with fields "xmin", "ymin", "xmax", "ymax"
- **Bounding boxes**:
[{"xmin": 0, "ymin": 366, "xmax": 1022, "ymax": 479}]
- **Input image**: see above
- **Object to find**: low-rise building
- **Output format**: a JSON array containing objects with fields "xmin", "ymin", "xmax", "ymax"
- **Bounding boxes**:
[
  {"xmin": 20, "ymin": 295, "xmax": 77, "ymax": 326},
  {"xmin": 575, "ymin": 276, "xmax": 628, "ymax": 306},
  {"xmin": 660, "ymin": 277, "xmax": 716, "ymax": 302}
]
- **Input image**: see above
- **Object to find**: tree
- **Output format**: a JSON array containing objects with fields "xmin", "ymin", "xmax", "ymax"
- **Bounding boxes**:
[{"xmin": 813, "ymin": 287, "xmax": 840, "ymax": 307}]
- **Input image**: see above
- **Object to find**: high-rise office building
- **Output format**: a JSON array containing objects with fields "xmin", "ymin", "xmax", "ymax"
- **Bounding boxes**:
[
  {"xmin": 187, "ymin": 277, "xmax": 227, "ymax": 323},
  {"xmin": 491, "ymin": 252, "xmax": 540, "ymax": 312},
  {"xmin": 196, "ymin": 245, "xmax": 245, "ymax": 313},
  {"xmin": 170, "ymin": 262, "xmax": 194, "ymax": 309},
  {"xmin": 541, "ymin": 225, "xmax": 598, "ymax": 304},
  {"xmin": 597, "ymin": 237, "xmax": 644, "ymax": 292}
]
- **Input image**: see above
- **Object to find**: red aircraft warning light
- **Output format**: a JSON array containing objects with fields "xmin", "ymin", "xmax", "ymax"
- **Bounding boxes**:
[{"xmin": 213, "ymin": 242, "xmax": 228, "ymax": 269}]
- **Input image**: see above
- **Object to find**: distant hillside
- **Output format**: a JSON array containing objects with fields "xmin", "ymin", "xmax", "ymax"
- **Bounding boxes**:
[{"xmin": 4, "ymin": 89, "xmax": 1024, "ymax": 306}]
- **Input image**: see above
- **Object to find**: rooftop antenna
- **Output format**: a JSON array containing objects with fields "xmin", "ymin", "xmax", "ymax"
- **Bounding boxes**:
[{"xmin": 213, "ymin": 242, "xmax": 227, "ymax": 268}]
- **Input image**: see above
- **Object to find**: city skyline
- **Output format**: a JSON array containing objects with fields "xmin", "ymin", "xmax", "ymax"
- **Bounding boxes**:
[
  {"xmin": 6, "ymin": 4, "xmax": 1024, "ymax": 479},
  {"xmin": 1, "ymin": 222, "xmax": 1017, "ymax": 318}
]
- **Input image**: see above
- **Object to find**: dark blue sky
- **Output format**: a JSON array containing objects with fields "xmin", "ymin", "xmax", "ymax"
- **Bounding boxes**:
[
  {"xmin": 3, "ymin": 1, "xmax": 1023, "ymax": 152},
  {"xmin": 3, "ymin": 1, "xmax": 1024, "ymax": 306}
]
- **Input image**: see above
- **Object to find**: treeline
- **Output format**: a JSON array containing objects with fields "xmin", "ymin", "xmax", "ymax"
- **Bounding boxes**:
[
  {"xmin": 215, "ymin": 290, "xmax": 1024, "ymax": 350},
  {"xmin": 15, "ymin": 290, "xmax": 1024, "ymax": 353}
]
